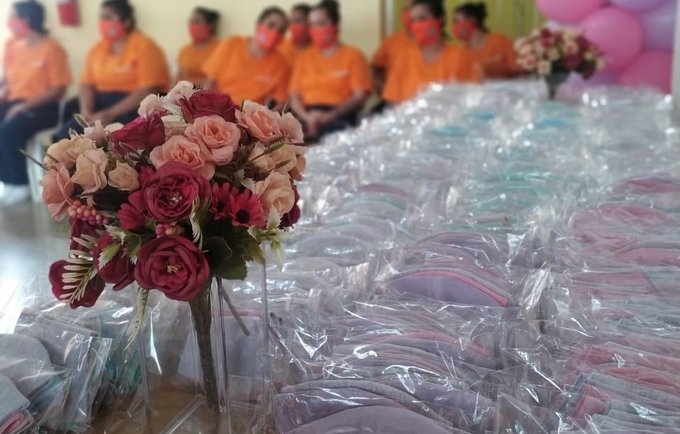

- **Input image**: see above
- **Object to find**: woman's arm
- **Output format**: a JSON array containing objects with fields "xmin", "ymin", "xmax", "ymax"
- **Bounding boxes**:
[
  {"xmin": 6, "ymin": 86, "xmax": 66, "ymax": 120},
  {"xmin": 318, "ymin": 90, "xmax": 368, "ymax": 125},
  {"xmin": 79, "ymin": 83, "xmax": 97, "ymax": 120}
]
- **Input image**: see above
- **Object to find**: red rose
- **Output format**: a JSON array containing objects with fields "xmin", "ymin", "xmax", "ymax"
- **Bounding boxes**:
[
  {"xmin": 134, "ymin": 236, "xmax": 210, "ymax": 301},
  {"xmin": 138, "ymin": 165, "xmax": 157, "ymax": 185},
  {"xmin": 180, "ymin": 90, "xmax": 237, "ymax": 124},
  {"xmin": 140, "ymin": 162, "xmax": 210, "ymax": 223},
  {"xmin": 110, "ymin": 115, "xmax": 166, "ymax": 155},
  {"xmin": 49, "ymin": 260, "xmax": 106, "ymax": 309},
  {"xmin": 118, "ymin": 191, "xmax": 146, "ymax": 231},
  {"xmin": 95, "ymin": 233, "xmax": 135, "ymax": 290}
]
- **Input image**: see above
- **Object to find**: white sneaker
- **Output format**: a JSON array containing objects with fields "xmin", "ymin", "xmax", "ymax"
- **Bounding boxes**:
[{"xmin": 0, "ymin": 184, "xmax": 31, "ymax": 206}]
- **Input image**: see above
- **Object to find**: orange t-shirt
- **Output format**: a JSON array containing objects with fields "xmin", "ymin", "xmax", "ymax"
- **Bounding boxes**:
[
  {"xmin": 81, "ymin": 31, "xmax": 171, "ymax": 93},
  {"xmin": 278, "ymin": 39, "xmax": 310, "ymax": 66},
  {"xmin": 3, "ymin": 37, "xmax": 71, "ymax": 101},
  {"xmin": 383, "ymin": 43, "xmax": 477, "ymax": 104},
  {"xmin": 177, "ymin": 40, "xmax": 219, "ymax": 85},
  {"xmin": 468, "ymin": 33, "xmax": 518, "ymax": 80},
  {"xmin": 202, "ymin": 36, "xmax": 290, "ymax": 105},
  {"xmin": 290, "ymin": 44, "xmax": 372, "ymax": 107},
  {"xmin": 371, "ymin": 31, "xmax": 412, "ymax": 71}
]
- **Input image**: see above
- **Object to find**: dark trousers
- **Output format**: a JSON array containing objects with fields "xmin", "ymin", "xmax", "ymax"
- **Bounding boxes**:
[
  {"xmin": 53, "ymin": 92, "xmax": 138, "ymax": 141},
  {"xmin": 304, "ymin": 104, "xmax": 360, "ymax": 141},
  {"xmin": 0, "ymin": 100, "xmax": 59, "ymax": 186}
]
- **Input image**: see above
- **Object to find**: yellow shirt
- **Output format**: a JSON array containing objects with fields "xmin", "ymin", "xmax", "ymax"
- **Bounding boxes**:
[{"xmin": 177, "ymin": 40, "xmax": 219, "ymax": 85}]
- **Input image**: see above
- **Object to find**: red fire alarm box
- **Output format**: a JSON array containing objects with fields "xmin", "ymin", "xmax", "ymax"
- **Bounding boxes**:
[{"xmin": 57, "ymin": 0, "xmax": 80, "ymax": 27}]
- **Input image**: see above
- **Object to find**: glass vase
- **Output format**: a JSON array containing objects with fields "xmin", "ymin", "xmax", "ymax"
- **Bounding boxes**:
[{"xmin": 544, "ymin": 73, "xmax": 570, "ymax": 100}]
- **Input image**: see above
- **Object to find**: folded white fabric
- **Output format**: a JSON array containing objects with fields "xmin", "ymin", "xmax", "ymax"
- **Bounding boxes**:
[
  {"xmin": 0, "ymin": 374, "xmax": 33, "ymax": 434},
  {"xmin": 0, "ymin": 334, "xmax": 55, "ymax": 398}
]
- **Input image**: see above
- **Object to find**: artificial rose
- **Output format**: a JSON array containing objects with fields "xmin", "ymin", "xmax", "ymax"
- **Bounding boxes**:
[
  {"xmin": 110, "ymin": 115, "xmax": 166, "ymax": 155},
  {"xmin": 180, "ymin": 90, "xmax": 237, "ymax": 123},
  {"xmin": 71, "ymin": 149, "xmax": 109, "ymax": 194},
  {"xmin": 236, "ymin": 101, "xmax": 282, "ymax": 144},
  {"xmin": 162, "ymin": 115, "xmax": 190, "ymax": 139},
  {"xmin": 108, "ymin": 161, "xmax": 140, "ymax": 191},
  {"xmin": 118, "ymin": 191, "xmax": 146, "ymax": 231},
  {"xmin": 94, "ymin": 233, "xmax": 134, "ymax": 291},
  {"xmin": 289, "ymin": 146, "xmax": 306, "ymax": 181},
  {"xmin": 185, "ymin": 115, "xmax": 241, "ymax": 165},
  {"xmin": 280, "ymin": 186, "xmax": 301, "ymax": 229},
  {"xmin": 149, "ymin": 135, "xmax": 215, "ymax": 179},
  {"xmin": 138, "ymin": 165, "xmax": 156, "ymax": 185},
  {"xmin": 166, "ymin": 80, "xmax": 196, "ymax": 106},
  {"xmin": 279, "ymin": 112, "xmax": 304, "ymax": 144},
  {"xmin": 140, "ymin": 161, "xmax": 211, "ymax": 223},
  {"xmin": 270, "ymin": 144, "xmax": 298, "ymax": 175},
  {"xmin": 138, "ymin": 94, "xmax": 168, "ymax": 117},
  {"xmin": 49, "ymin": 260, "xmax": 105, "ymax": 309},
  {"xmin": 134, "ymin": 236, "xmax": 210, "ymax": 301},
  {"xmin": 41, "ymin": 165, "xmax": 74, "ymax": 220},
  {"xmin": 44, "ymin": 136, "xmax": 96, "ymax": 169},
  {"xmin": 254, "ymin": 172, "xmax": 295, "ymax": 217},
  {"xmin": 249, "ymin": 143, "xmax": 277, "ymax": 173}
]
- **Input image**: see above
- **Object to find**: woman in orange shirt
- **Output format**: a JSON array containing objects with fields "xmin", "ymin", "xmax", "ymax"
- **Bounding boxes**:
[
  {"xmin": 371, "ymin": 0, "xmax": 414, "ymax": 90},
  {"xmin": 279, "ymin": 3, "xmax": 312, "ymax": 66},
  {"xmin": 203, "ymin": 7, "xmax": 290, "ymax": 108},
  {"xmin": 177, "ymin": 7, "xmax": 220, "ymax": 86},
  {"xmin": 452, "ymin": 2, "xmax": 518, "ymax": 80},
  {"xmin": 54, "ymin": 0, "xmax": 170, "ymax": 140},
  {"xmin": 0, "ymin": 0, "xmax": 71, "ymax": 205},
  {"xmin": 289, "ymin": 0, "xmax": 372, "ymax": 140},
  {"xmin": 383, "ymin": 0, "xmax": 477, "ymax": 105}
]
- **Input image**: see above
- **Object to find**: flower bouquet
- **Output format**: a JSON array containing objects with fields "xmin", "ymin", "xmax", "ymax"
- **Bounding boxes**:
[
  {"xmin": 515, "ymin": 27, "xmax": 604, "ymax": 99},
  {"xmin": 39, "ymin": 81, "xmax": 305, "ymax": 425}
]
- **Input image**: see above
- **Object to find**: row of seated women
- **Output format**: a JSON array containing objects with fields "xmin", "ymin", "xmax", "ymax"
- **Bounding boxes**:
[{"xmin": 0, "ymin": 0, "xmax": 517, "ymax": 205}]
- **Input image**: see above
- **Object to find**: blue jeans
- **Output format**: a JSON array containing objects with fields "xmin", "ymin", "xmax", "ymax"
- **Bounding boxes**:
[
  {"xmin": 53, "ymin": 92, "xmax": 138, "ymax": 141},
  {"xmin": 0, "ymin": 100, "xmax": 59, "ymax": 186}
]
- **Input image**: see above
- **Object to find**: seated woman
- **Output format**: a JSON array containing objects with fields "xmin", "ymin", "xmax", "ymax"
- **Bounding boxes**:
[
  {"xmin": 202, "ymin": 6, "xmax": 290, "ymax": 108},
  {"xmin": 371, "ymin": 0, "xmax": 414, "ymax": 91},
  {"xmin": 177, "ymin": 7, "xmax": 220, "ymax": 86},
  {"xmin": 279, "ymin": 3, "xmax": 312, "ymax": 65},
  {"xmin": 383, "ymin": 0, "xmax": 477, "ymax": 105},
  {"xmin": 452, "ymin": 2, "xmax": 518, "ymax": 80},
  {"xmin": 0, "ymin": 0, "xmax": 71, "ymax": 205},
  {"xmin": 54, "ymin": 0, "xmax": 170, "ymax": 140},
  {"xmin": 289, "ymin": 0, "xmax": 372, "ymax": 140}
]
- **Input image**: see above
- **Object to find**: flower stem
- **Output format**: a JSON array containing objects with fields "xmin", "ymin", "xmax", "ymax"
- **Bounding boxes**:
[
  {"xmin": 189, "ymin": 288, "xmax": 219, "ymax": 410},
  {"xmin": 217, "ymin": 279, "xmax": 251, "ymax": 336}
]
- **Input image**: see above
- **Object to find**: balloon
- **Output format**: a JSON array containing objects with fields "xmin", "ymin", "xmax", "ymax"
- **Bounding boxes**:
[
  {"xmin": 537, "ymin": 0, "xmax": 605, "ymax": 24},
  {"xmin": 568, "ymin": 71, "xmax": 620, "ymax": 88},
  {"xmin": 580, "ymin": 7, "xmax": 644, "ymax": 72},
  {"xmin": 618, "ymin": 51, "xmax": 672, "ymax": 93},
  {"xmin": 640, "ymin": 0, "xmax": 677, "ymax": 51},
  {"xmin": 610, "ymin": 0, "xmax": 667, "ymax": 12}
]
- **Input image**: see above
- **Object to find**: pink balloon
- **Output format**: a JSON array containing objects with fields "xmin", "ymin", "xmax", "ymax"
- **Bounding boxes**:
[
  {"xmin": 610, "ymin": 0, "xmax": 667, "ymax": 12},
  {"xmin": 568, "ymin": 71, "xmax": 620, "ymax": 88},
  {"xmin": 618, "ymin": 51, "xmax": 672, "ymax": 93},
  {"xmin": 580, "ymin": 7, "xmax": 644, "ymax": 72},
  {"xmin": 537, "ymin": 0, "xmax": 606, "ymax": 24},
  {"xmin": 641, "ymin": 0, "xmax": 677, "ymax": 51}
]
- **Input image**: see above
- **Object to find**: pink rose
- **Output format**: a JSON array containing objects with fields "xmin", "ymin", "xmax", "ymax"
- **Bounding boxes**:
[
  {"xmin": 279, "ymin": 112, "xmax": 304, "ymax": 144},
  {"xmin": 44, "ymin": 136, "xmax": 96, "ymax": 169},
  {"xmin": 270, "ymin": 144, "xmax": 297, "ymax": 174},
  {"xmin": 289, "ymin": 146, "xmax": 306, "ymax": 181},
  {"xmin": 94, "ymin": 233, "xmax": 134, "ymax": 291},
  {"xmin": 180, "ymin": 90, "xmax": 237, "ymax": 124},
  {"xmin": 71, "ymin": 149, "xmax": 109, "ymax": 194},
  {"xmin": 236, "ymin": 101, "xmax": 282, "ymax": 144},
  {"xmin": 138, "ymin": 94, "xmax": 168, "ymax": 117},
  {"xmin": 134, "ymin": 236, "xmax": 210, "ymax": 301},
  {"xmin": 110, "ymin": 115, "xmax": 166, "ymax": 155},
  {"xmin": 49, "ymin": 260, "xmax": 105, "ymax": 309},
  {"xmin": 254, "ymin": 172, "xmax": 295, "ymax": 217},
  {"xmin": 108, "ymin": 161, "xmax": 140, "ymax": 191},
  {"xmin": 149, "ymin": 135, "xmax": 215, "ymax": 179},
  {"xmin": 163, "ymin": 116, "xmax": 190, "ymax": 140},
  {"xmin": 249, "ymin": 143, "xmax": 276, "ymax": 173},
  {"xmin": 167, "ymin": 81, "xmax": 196, "ymax": 106},
  {"xmin": 41, "ymin": 165, "xmax": 74, "ymax": 220},
  {"xmin": 84, "ymin": 121, "xmax": 124, "ymax": 144},
  {"xmin": 185, "ymin": 115, "xmax": 241, "ymax": 165}
]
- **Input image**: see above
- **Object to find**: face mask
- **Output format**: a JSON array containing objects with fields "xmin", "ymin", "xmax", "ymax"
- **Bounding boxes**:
[
  {"xmin": 310, "ymin": 24, "xmax": 338, "ymax": 50},
  {"xmin": 401, "ymin": 9, "xmax": 412, "ymax": 30},
  {"xmin": 99, "ymin": 19, "xmax": 127, "ymax": 43},
  {"xmin": 453, "ymin": 20, "xmax": 477, "ymax": 42},
  {"xmin": 290, "ymin": 22, "xmax": 309, "ymax": 44},
  {"xmin": 255, "ymin": 24, "xmax": 283, "ymax": 52},
  {"xmin": 8, "ymin": 17, "xmax": 30, "ymax": 39},
  {"xmin": 410, "ymin": 19, "xmax": 441, "ymax": 46},
  {"xmin": 189, "ymin": 23, "xmax": 212, "ymax": 44}
]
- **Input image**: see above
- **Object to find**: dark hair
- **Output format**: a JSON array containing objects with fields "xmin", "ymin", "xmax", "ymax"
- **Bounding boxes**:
[
  {"xmin": 194, "ymin": 7, "xmax": 220, "ymax": 35},
  {"xmin": 292, "ymin": 3, "xmax": 312, "ymax": 17},
  {"xmin": 455, "ymin": 2, "xmax": 488, "ymax": 32},
  {"xmin": 411, "ymin": 0, "xmax": 445, "ymax": 31},
  {"xmin": 313, "ymin": 0, "xmax": 340, "ymax": 25},
  {"xmin": 13, "ymin": 0, "xmax": 47, "ymax": 35},
  {"xmin": 102, "ymin": 0, "xmax": 136, "ymax": 30},
  {"xmin": 258, "ymin": 5, "xmax": 288, "ymax": 24}
]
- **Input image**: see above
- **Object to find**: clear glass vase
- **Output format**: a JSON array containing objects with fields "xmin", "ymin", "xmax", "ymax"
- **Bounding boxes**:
[{"xmin": 544, "ymin": 73, "xmax": 570, "ymax": 100}]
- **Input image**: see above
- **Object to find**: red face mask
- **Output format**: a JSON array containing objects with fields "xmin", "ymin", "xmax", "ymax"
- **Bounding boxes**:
[
  {"xmin": 401, "ymin": 9, "xmax": 412, "ymax": 30},
  {"xmin": 411, "ymin": 19, "xmax": 441, "ymax": 46},
  {"xmin": 100, "ymin": 19, "xmax": 127, "ymax": 43},
  {"xmin": 452, "ymin": 20, "xmax": 477, "ymax": 42},
  {"xmin": 8, "ymin": 17, "xmax": 30, "ymax": 39},
  {"xmin": 256, "ymin": 24, "xmax": 283, "ymax": 52},
  {"xmin": 310, "ymin": 24, "xmax": 338, "ymax": 50},
  {"xmin": 290, "ymin": 22, "xmax": 309, "ymax": 44},
  {"xmin": 189, "ymin": 23, "xmax": 212, "ymax": 44}
]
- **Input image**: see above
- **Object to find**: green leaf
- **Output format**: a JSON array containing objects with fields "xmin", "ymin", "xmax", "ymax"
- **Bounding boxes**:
[
  {"xmin": 98, "ymin": 242, "xmax": 121, "ymax": 269},
  {"xmin": 242, "ymin": 234, "xmax": 265, "ymax": 263},
  {"xmin": 213, "ymin": 254, "xmax": 248, "ymax": 280},
  {"xmin": 203, "ymin": 236, "xmax": 233, "ymax": 269},
  {"xmin": 124, "ymin": 233, "xmax": 143, "ymax": 259}
]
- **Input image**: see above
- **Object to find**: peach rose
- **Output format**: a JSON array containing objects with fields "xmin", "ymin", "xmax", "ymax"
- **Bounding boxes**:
[
  {"xmin": 249, "ymin": 143, "xmax": 276, "ymax": 173},
  {"xmin": 270, "ymin": 144, "xmax": 297, "ymax": 174},
  {"xmin": 254, "ymin": 172, "xmax": 295, "ymax": 217},
  {"xmin": 236, "ymin": 101, "xmax": 282, "ymax": 144},
  {"xmin": 279, "ymin": 112, "xmax": 304, "ymax": 144},
  {"xmin": 185, "ymin": 115, "xmax": 241, "ymax": 165},
  {"xmin": 289, "ymin": 146, "xmax": 306, "ymax": 181},
  {"xmin": 138, "ymin": 94, "xmax": 167, "ymax": 117},
  {"xmin": 149, "ymin": 135, "xmax": 215, "ymax": 179},
  {"xmin": 167, "ymin": 80, "xmax": 196, "ymax": 106},
  {"xmin": 108, "ymin": 161, "xmax": 140, "ymax": 191},
  {"xmin": 41, "ymin": 164, "xmax": 74, "ymax": 220},
  {"xmin": 44, "ymin": 136, "xmax": 96, "ymax": 170},
  {"xmin": 162, "ymin": 115, "xmax": 190, "ymax": 140},
  {"xmin": 71, "ymin": 148, "xmax": 109, "ymax": 194},
  {"xmin": 83, "ymin": 121, "xmax": 124, "ymax": 144}
]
